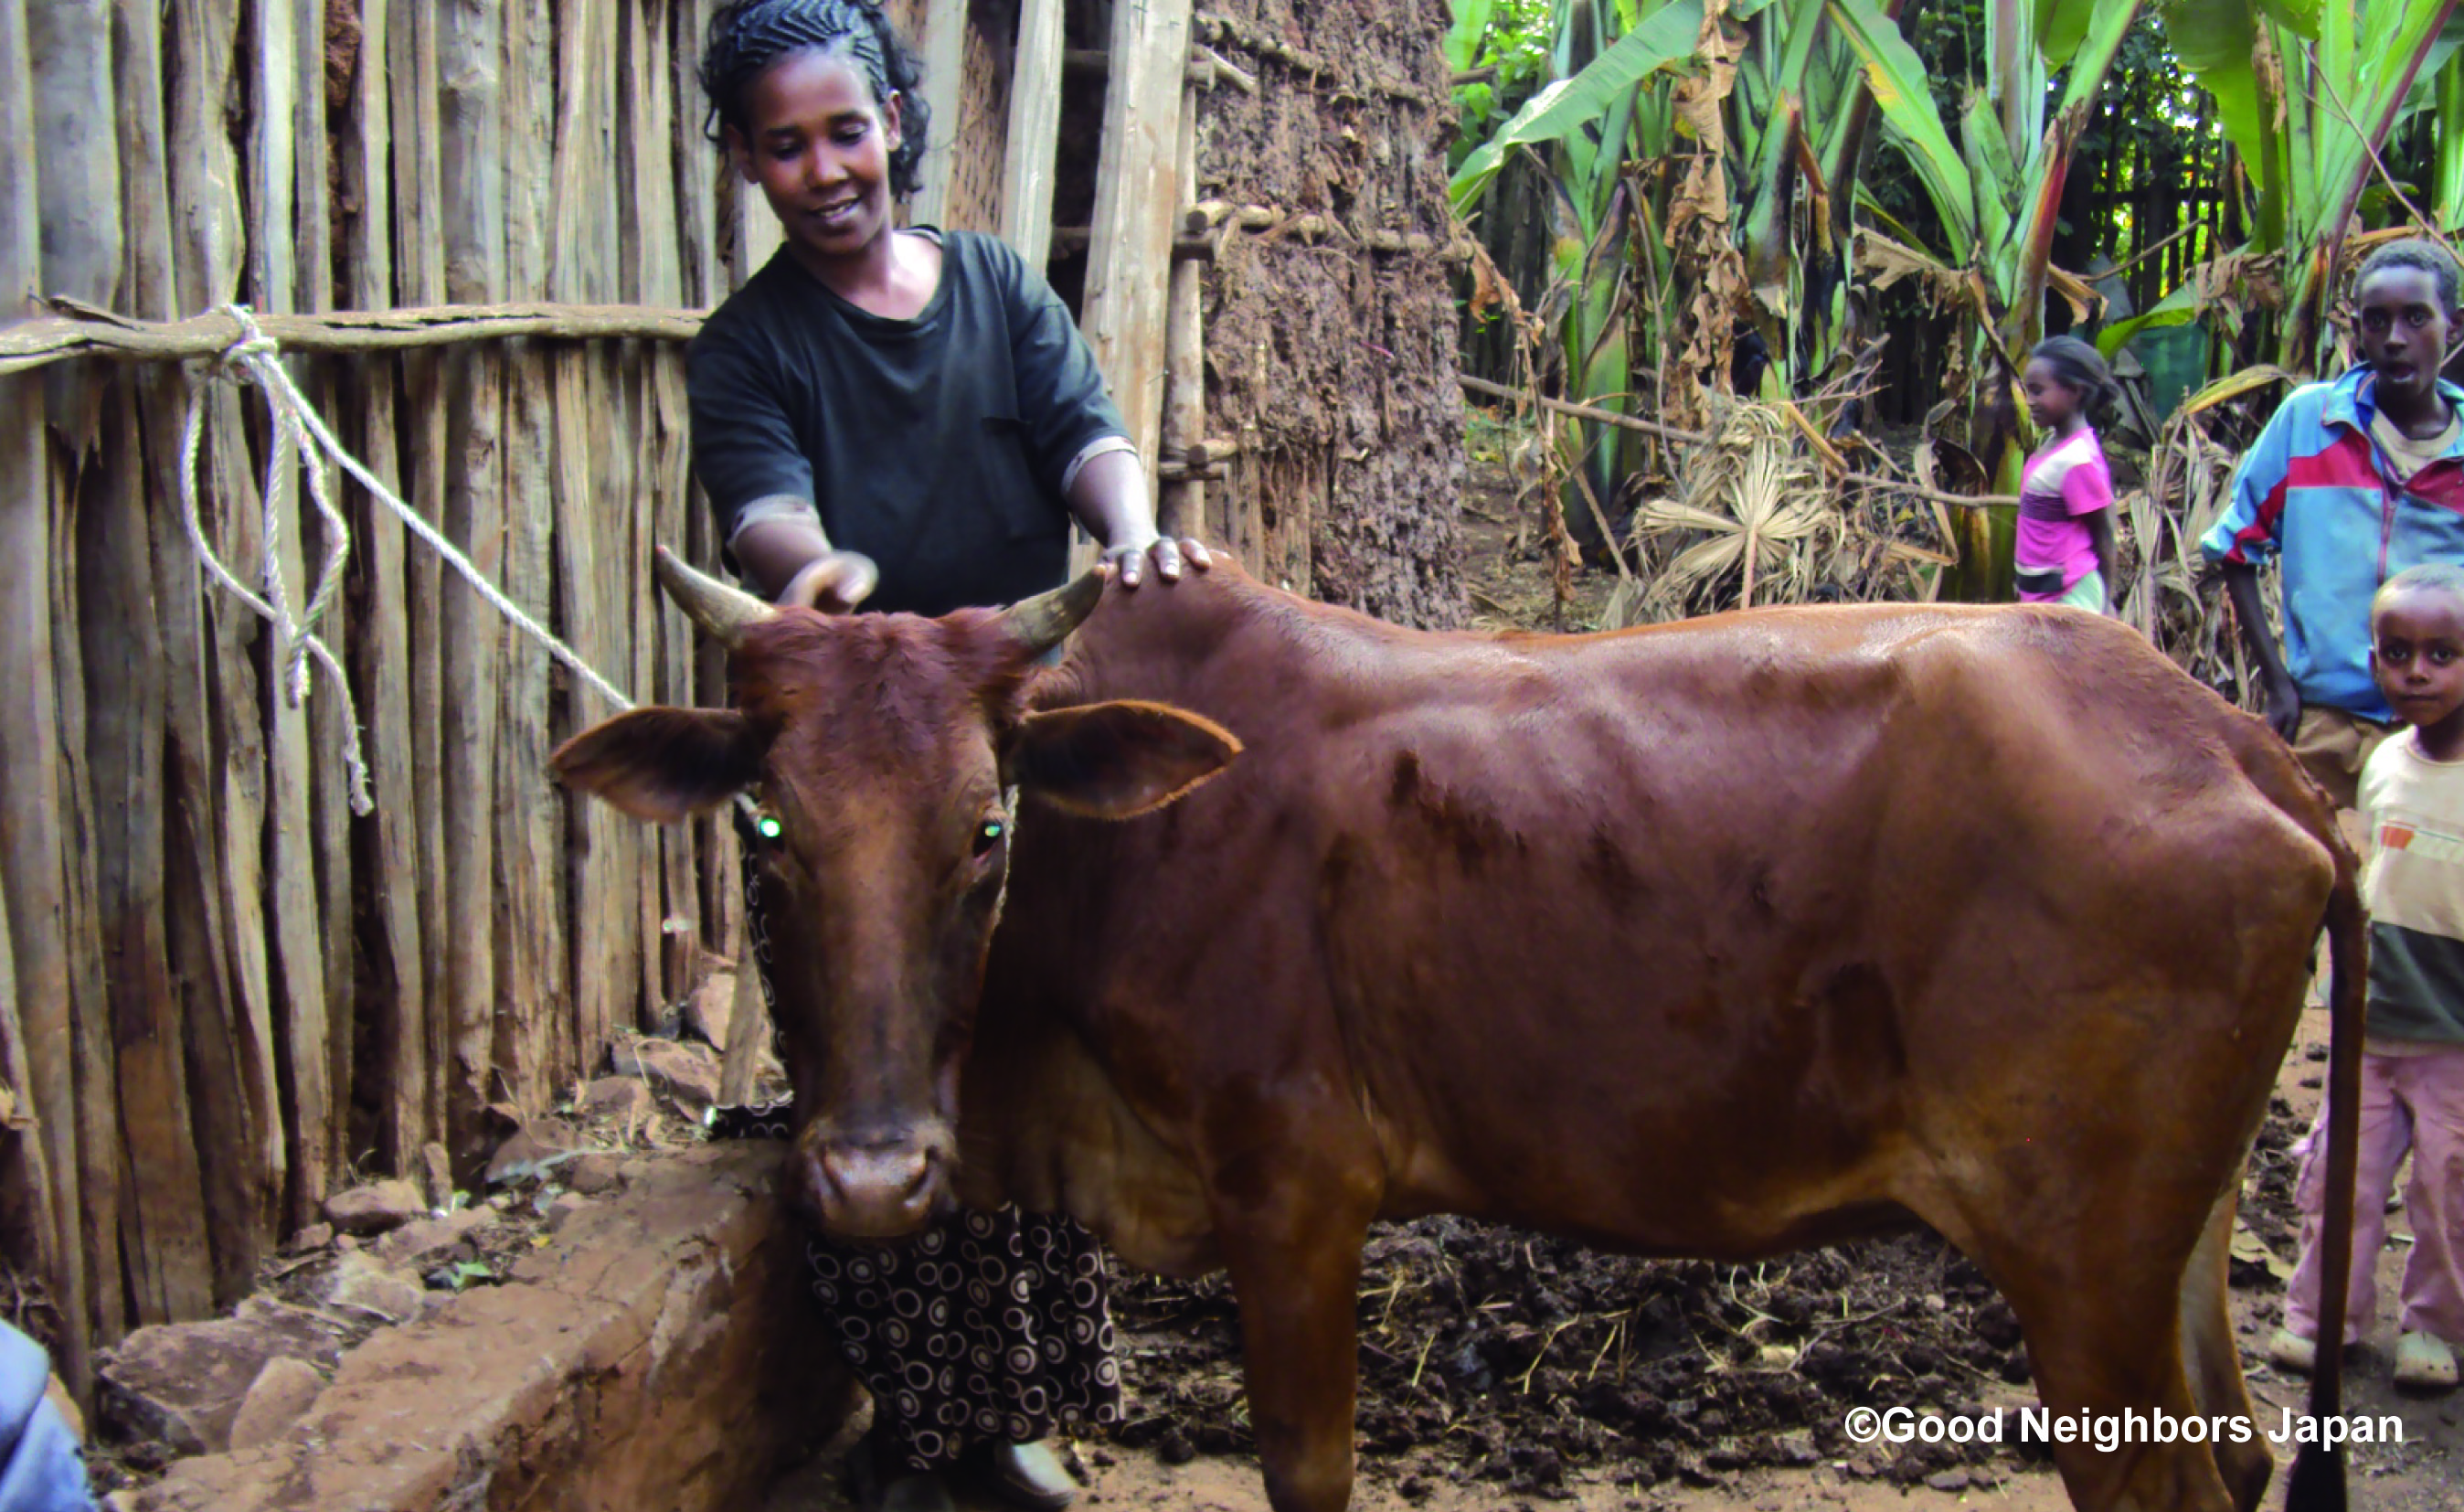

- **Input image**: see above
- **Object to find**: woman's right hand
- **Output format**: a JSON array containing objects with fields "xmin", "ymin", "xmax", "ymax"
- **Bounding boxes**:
[
  {"xmin": 779, "ymin": 550, "xmax": 879, "ymax": 613},
  {"xmin": 2265, "ymin": 674, "xmax": 2302, "ymax": 742}
]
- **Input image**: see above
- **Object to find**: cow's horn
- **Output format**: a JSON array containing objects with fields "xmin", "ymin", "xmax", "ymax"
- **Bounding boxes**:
[
  {"xmin": 653, "ymin": 546, "xmax": 775, "ymax": 647},
  {"xmin": 998, "ymin": 569, "xmax": 1106, "ymax": 655}
]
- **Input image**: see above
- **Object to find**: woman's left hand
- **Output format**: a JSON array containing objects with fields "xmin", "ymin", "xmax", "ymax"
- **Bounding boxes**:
[{"xmin": 1102, "ymin": 535, "xmax": 1213, "ymax": 589}]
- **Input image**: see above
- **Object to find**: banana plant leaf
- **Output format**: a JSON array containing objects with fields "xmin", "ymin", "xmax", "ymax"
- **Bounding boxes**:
[{"xmin": 1450, "ymin": 0, "xmax": 1706, "ymax": 212}]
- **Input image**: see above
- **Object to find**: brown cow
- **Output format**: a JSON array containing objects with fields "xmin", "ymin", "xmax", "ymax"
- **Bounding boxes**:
[{"xmin": 552, "ymin": 549, "xmax": 2362, "ymax": 1512}]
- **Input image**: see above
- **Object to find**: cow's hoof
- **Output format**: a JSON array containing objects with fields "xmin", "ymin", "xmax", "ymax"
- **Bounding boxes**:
[
  {"xmin": 2267, "ymin": 1327, "xmax": 2317, "ymax": 1374},
  {"xmin": 982, "ymin": 1440, "xmax": 1080, "ymax": 1510},
  {"xmin": 2395, "ymin": 1331, "xmax": 2459, "ymax": 1391}
]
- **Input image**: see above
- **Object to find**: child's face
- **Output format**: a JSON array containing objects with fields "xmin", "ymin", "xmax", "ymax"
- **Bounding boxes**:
[
  {"xmin": 728, "ymin": 49, "xmax": 902, "ymax": 269},
  {"xmin": 2353, "ymin": 266, "xmax": 2456, "ymax": 409},
  {"xmin": 2373, "ymin": 588, "xmax": 2464, "ymax": 735},
  {"xmin": 2020, "ymin": 358, "xmax": 2080, "ymax": 431}
]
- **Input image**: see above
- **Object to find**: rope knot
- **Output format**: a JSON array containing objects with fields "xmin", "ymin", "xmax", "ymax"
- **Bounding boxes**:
[{"xmin": 218, "ymin": 304, "xmax": 282, "ymax": 366}]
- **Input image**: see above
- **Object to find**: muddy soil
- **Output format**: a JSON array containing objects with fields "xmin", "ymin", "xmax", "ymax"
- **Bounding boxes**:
[{"xmin": 762, "ymin": 439, "xmax": 2464, "ymax": 1512}]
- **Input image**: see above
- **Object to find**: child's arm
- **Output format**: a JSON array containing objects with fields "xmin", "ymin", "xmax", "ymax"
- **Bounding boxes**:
[
  {"xmin": 2060, "ymin": 448, "xmax": 2121, "ymax": 614},
  {"xmin": 2086, "ymin": 509, "xmax": 2118, "ymax": 611},
  {"xmin": 2202, "ymin": 399, "xmax": 2307, "ymax": 738}
]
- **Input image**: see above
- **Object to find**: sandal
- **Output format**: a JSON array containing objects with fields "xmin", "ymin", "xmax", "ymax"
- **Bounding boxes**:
[
  {"xmin": 980, "ymin": 1439, "xmax": 1080, "ymax": 1510},
  {"xmin": 2267, "ymin": 1327, "xmax": 2317, "ymax": 1374},
  {"xmin": 2395, "ymin": 1331, "xmax": 2459, "ymax": 1391}
]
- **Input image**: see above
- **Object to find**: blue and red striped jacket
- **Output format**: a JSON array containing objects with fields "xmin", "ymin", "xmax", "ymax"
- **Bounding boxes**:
[{"xmin": 2201, "ymin": 365, "xmax": 2464, "ymax": 720}]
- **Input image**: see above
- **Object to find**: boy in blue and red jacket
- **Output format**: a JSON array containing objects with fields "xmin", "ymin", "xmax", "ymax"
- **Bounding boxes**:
[{"xmin": 2205, "ymin": 238, "xmax": 2464, "ymax": 815}]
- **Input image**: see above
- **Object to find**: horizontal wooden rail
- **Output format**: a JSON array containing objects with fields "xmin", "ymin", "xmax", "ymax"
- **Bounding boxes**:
[
  {"xmin": 1457, "ymin": 376, "xmax": 2020, "ymax": 510},
  {"xmin": 0, "ymin": 297, "xmax": 707, "ymax": 376}
]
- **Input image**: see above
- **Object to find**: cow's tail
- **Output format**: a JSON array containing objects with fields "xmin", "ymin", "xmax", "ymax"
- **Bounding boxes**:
[{"xmin": 2285, "ymin": 837, "xmax": 2363, "ymax": 1512}]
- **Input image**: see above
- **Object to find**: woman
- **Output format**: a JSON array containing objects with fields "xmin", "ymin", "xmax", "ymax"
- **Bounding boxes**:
[{"xmin": 688, "ymin": 4, "xmax": 1206, "ymax": 1507}]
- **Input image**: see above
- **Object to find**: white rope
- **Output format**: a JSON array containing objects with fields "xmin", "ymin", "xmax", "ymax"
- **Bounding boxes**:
[
  {"xmin": 179, "ymin": 316, "xmax": 376, "ymax": 815},
  {"xmin": 181, "ymin": 303, "xmax": 647, "ymax": 820}
]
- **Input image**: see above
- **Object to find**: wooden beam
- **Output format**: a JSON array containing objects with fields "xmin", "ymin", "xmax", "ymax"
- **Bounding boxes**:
[
  {"xmin": 1000, "ymin": 0, "xmax": 1067, "ymax": 266},
  {"xmin": 1157, "ymin": 74, "xmax": 1203, "ymax": 541},
  {"xmin": 906, "ymin": 0, "xmax": 970, "ymax": 229},
  {"xmin": 1079, "ymin": 0, "xmax": 1195, "ymax": 492}
]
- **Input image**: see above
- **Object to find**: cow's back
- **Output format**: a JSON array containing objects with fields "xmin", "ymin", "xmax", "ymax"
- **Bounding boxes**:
[{"xmin": 985, "ymin": 572, "xmax": 2338, "ymax": 1265}]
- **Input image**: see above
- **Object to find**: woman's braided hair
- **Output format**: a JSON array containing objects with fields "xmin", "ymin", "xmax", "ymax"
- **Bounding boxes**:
[{"xmin": 698, "ymin": 0, "xmax": 929, "ymax": 198}]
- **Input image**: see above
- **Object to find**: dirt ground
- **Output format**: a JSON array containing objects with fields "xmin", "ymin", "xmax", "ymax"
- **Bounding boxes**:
[{"xmin": 760, "ymin": 453, "xmax": 2464, "ymax": 1512}]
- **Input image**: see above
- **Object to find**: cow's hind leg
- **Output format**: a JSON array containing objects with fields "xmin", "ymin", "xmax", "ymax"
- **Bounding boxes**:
[
  {"xmin": 1951, "ymin": 1207, "xmax": 2239, "ymax": 1512},
  {"xmin": 2179, "ymin": 1183, "xmax": 2273, "ymax": 1512}
]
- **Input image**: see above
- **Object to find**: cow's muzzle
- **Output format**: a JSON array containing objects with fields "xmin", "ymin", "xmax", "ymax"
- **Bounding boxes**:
[{"xmin": 789, "ymin": 1125, "xmax": 953, "ymax": 1239}]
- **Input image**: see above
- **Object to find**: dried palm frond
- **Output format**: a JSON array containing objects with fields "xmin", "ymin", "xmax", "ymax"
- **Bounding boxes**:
[{"xmin": 1615, "ymin": 401, "xmax": 1854, "ymax": 624}]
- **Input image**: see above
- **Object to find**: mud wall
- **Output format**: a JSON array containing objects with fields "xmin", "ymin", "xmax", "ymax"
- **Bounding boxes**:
[{"xmin": 1187, "ymin": 1, "xmax": 1469, "ymax": 631}]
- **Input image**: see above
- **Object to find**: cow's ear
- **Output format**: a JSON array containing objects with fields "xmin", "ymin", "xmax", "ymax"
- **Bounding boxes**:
[
  {"xmin": 550, "ymin": 708, "xmax": 766, "ymax": 823},
  {"xmin": 1011, "ymin": 700, "xmax": 1240, "ymax": 819}
]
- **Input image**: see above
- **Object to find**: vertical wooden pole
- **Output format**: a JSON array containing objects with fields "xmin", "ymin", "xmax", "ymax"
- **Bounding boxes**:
[
  {"xmin": 1079, "ymin": 0, "xmax": 1193, "ymax": 488},
  {"xmin": 390, "ymin": 0, "xmax": 451, "ymax": 1160},
  {"xmin": 0, "ymin": 0, "xmax": 83, "ymax": 1388},
  {"xmin": 496, "ymin": 0, "xmax": 558, "ymax": 1115},
  {"xmin": 439, "ymin": 0, "xmax": 506, "ymax": 1169},
  {"xmin": 908, "ymin": 0, "xmax": 972, "ymax": 229},
  {"xmin": 1158, "ymin": 78, "xmax": 1205, "ymax": 540},
  {"xmin": 1000, "ymin": 0, "xmax": 1067, "ymax": 267},
  {"xmin": 250, "ymin": 0, "xmax": 337, "ymax": 1233},
  {"xmin": 344, "ymin": 0, "xmax": 429, "ymax": 1177},
  {"xmin": 292, "ymin": 0, "xmax": 356, "ymax": 1194},
  {"xmin": 27, "ymin": 0, "xmax": 132, "ymax": 1364},
  {"xmin": 155, "ymin": 0, "xmax": 280, "ymax": 1315}
]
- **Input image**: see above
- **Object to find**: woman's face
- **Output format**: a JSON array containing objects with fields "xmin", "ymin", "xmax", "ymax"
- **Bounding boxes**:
[{"xmin": 728, "ymin": 49, "xmax": 902, "ymax": 267}]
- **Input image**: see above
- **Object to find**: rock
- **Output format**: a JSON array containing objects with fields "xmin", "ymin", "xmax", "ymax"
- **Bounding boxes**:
[
  {"xmin": 323, "ymin": 1179, "xmax": 427, "ymax": 1237},
  {"xmin": 581, "ymin": 1076, "xmax": 652, "ymax": 1123},
  {"xmin": 545, "ymin": 1192, "xmax": 592, "ymax": 1233},
  {"xmin": 1157, "ymin": 1427, "xmax": 1196, "ymax": 1465},
  {"xmin": 418, "ymin": 1141, "xmax": 455, "ymax": 1209},
  {"xmin": 226, "ymin": 1357, "xmax": 325, "ymax": 1450},
  {"xmin": 685, "ymin": 971, "xmax": 736, "ymax": 1049},
  {"xmin": 1926, "ymin": 1470, "xmax": 1971, "ymax": 1493},
  {"xmin": 1775, "ymin": 1431, "xmax": 1819, "ymax": 1466},
  {"xmin": 97, "ymin": 1298, "xmax": 344, "ymax": 1454},
  {"xmin": 322, "ymin": 1251, "xmax": 426, "ymax": 1323},
  {"xmin": 567, "ymin": 1152, "xmax": 628, "ymax": 1197},
  {"xmin": 609, "ymin": 1037, "xmax": 722, "ymax": 1112},
  {"xmin": 370, "ymin": 1205, "xmax": 498, "ymax": 1270},
  {"xmin": 282, "ymin": 1222, "xmax": 334, "ymax": 1255},
  {"xmin": 485, "ymin": 1118, "xmax": 582, "ymax": 1187}
]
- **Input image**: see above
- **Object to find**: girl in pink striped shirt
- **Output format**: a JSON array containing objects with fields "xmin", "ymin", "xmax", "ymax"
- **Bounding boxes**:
[{"xmin": 2015, "ymin": 335, "xmax": 2121, "ymax": 612}]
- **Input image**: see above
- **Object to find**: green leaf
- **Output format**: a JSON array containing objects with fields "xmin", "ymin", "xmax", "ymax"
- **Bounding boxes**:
[
  {"xmin": 2095, "ymin": 282, "xmax": 2201, "ymax": 362},
  {"xmin": 1828, "ymin": 0, "xmax": 1977, "ymax": 251},
  {"xmin": 2052, "ymin": 0, "xmax": 2144, "ymax": 114},
  {"xmin": 2261, "ymin": 0, "xmax": 2322, "ymax": 40},
  {"xmin": 1962, "ymin": 89, "xmax": 2021, "ymax": 258},
  {"xmin": 1450, "ymin": 0, "xmax": 1705, "ymax": 211},
  {"xmin": 1447, "ymin": 0, "xmax": 1499, "ymax": 72},
  {"xmin": 2038, "ymin": 0, "xmax": 2087, "ymax": 67}
]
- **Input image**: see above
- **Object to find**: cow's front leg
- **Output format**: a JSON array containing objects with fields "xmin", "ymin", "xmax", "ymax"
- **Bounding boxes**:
[{"xmin": 1215, "ymin": 1172, "xmax": 1376, "ymax": 1512}]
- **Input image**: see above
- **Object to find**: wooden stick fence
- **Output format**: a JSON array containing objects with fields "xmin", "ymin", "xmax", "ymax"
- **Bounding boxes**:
[{"xmin": 0, "ymin": 0, "xmax": 1476, "ymax": 1407}]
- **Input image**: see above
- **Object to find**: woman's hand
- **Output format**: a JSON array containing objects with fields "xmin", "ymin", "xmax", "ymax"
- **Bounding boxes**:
[
  {"xmin": 1101, "ymin": 534, "xmax": 1213, "ymax": 590},
  {"xmin": 778, "ymin": 550, "xmax": 879, "ymax": 612}
]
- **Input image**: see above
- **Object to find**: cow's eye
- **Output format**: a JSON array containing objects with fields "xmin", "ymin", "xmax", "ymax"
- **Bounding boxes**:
[
  {"xmin": 753, "ymin": 811, "xmax": 784, "ymax": 842},
  {"xmin": 973, "ymin": 818, "xmax": 1006, "ymax": 856}
]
